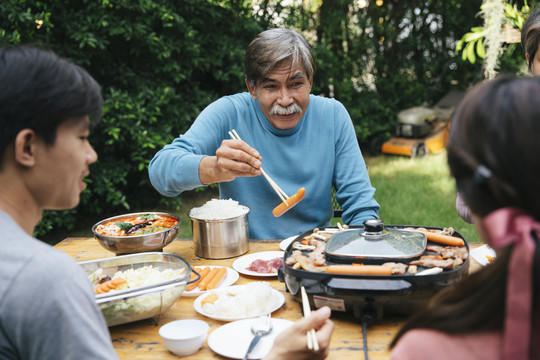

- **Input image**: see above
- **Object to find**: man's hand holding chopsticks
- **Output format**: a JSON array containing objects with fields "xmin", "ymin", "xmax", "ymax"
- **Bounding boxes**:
[{"xmin": 199, "ymin": 139, "xmax": 263, "ymax": 184}]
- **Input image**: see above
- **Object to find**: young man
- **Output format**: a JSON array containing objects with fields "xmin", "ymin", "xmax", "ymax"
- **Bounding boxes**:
[
  {"xmin": 0, "ymin": 46, "xmax": 118, "ymax": 360},
  {"xmin": 0, "ymin": 45, "xmax": 333, "ymax": 360},
  {"xmin": 149, "ymin": 28, "xmax": 380, "ymax": 239}
]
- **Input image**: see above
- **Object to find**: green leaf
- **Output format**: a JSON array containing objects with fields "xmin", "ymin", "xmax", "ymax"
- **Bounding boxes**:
[
  {"xmin": 465, "ymin": 42, "xmax": 476, "ymax": 64},
  {"xmin": 115, "ymin": 222, "xmax": 132, "ymax": 230},
  {"xmin": 476, "ymin": 40, "xmax": 486, "ymax": 59},
  {"xmin": 139, "ymin": 214, "xmax": 156, "ymax": 221}
]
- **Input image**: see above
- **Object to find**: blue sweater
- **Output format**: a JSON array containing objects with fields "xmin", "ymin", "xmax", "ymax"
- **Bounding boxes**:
[{"xmin": 149, "ymin": 92, "xmax": 379, "ymax": 239}]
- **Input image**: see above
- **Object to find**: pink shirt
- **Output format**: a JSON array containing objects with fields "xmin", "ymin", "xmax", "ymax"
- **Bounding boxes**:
[{"xmin": 391, "ymin": 329, "xmax": 502, "ymax": 360}]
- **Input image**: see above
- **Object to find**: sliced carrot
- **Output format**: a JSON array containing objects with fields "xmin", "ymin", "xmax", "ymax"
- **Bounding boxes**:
[
  {"xmin": 273, "ymin": 187, "xmax": 306, "ymax": 217},
  {"xmin": 206, "ymin": 268, "xmax": 227, "ymax": 290},
  {"xmin": 97, "ymin": 282, "xmax": 113, "ymax": 293},
  {"xmin": 198, "ymin": 267, "xmax": 221, "ymax": 291},
  {"xmin": 414, "ymin": 229, "xmax": 465, "ymax": 247},
  {"xmin": 111, "ymin": 277, "xmax": 126, "ymax": 286},
  {"xmin": 325, "ymin": 264, "xmax": 393, "ymax": 275},
  {"xmin": 186, "ymin": 267, "xmax": 210, "ymax": 291}
]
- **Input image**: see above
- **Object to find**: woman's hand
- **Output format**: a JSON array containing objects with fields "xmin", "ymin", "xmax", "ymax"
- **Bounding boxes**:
[{"xmin": 263, "ymin": 306, "xmax": 334, "ymax": 360}]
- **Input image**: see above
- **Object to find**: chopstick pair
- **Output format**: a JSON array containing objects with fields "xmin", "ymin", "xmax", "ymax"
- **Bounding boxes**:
[
  {"xmin": 228, "ymin": 129, "xmax": 289, "ymax": 205},
  {"xmin": 301, "ymin": 286, "xmax": 320, "ymax": 351}
]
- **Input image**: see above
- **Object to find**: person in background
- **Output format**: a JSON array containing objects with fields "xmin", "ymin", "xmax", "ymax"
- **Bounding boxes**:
[
  {"xmin": 456, "ymin": 5, "xmax": 540, "ymax": 224},
  {"xmin": 0, "ymin": 46, "xmax": 118, "ymax": 359},
  {"xmin": 522, "ymin": 6, "xmax": 540, "ymax": 74},
  {"xmin": 391, "ymin": 75, "xmax": 540, "ymax": 359},
  {"xmin": 148, "ymin": 28, "xmax": 379, "ymax": 239}
]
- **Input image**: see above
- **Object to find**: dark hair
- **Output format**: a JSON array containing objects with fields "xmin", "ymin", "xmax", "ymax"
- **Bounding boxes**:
[
  {"xmin": 0, "ymin": 46, "xmax": 102, "ymax": 163},
  {"xmin": 522, "ymin": 7, "xmax": 540, "ymax": 71},
  {"xmin": 245, "ymin": 28, "xmax": 315, "ymax": 87},
  {"xmin": 391, "ymin": 75, "xmax": 540, "ymax": 348}
]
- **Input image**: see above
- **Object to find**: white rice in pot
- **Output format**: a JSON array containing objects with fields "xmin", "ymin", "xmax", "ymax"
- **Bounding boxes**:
[{"xmin": 189, "ymin": 198, "xmax": 249, "ymax": 220}]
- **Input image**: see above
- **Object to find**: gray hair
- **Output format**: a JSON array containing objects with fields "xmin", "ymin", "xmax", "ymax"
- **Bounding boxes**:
[{"xmin": 245, "ymin": 28, "xmax": 315, "ymax": 87}]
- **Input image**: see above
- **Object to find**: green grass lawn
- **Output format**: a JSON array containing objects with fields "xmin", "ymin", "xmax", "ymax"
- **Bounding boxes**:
[{"xmin": 364, "ymin": 151, "xmax": 481, "ymax": 243}]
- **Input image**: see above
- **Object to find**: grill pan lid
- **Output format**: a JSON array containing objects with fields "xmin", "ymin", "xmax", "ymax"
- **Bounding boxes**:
[{"xmin": 325, "ymin": 219, "xmax": 427, "ymax": 260}]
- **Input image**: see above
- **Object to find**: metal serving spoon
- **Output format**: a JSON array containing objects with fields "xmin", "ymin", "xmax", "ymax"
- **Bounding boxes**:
[{"xmin": 243, "ymin": 313, "xmax": 273, "ymax": 360}]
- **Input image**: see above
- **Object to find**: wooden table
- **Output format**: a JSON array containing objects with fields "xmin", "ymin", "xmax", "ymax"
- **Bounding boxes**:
[{"xmin": 54, "ymin": 237, "xmax": 482, "ymax": 360}]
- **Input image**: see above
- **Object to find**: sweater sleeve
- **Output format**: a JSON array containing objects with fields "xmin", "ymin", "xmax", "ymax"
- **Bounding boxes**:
[
  {"xmin": 331, "ymin": 101, "xmax": 380, "ymax": 224},
  {"xmin": 148, "ymin": 97, "xmax": 236, "ymax": 196}
]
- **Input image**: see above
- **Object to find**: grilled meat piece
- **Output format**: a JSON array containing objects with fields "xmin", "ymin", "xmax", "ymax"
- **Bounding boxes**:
[
  {"xmin": 441, "ymin": 246, "xmax": 469, "ymax": 260},
  {"xmin": 382, "ymin": 262, "xmax": 408, "ymax": 275},
  {"xmin": 285, "ymin": 250, "xmax": 303, "ymax": 266},
  {"xmin": 410, "ymin": 257, "xmax": 455, "ymax": 269}
]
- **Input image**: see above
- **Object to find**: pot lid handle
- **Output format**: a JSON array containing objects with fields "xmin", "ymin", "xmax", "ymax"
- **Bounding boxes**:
[{"xmin": 364, "ymin": 219, "xmax": 384, "ymax": 234}]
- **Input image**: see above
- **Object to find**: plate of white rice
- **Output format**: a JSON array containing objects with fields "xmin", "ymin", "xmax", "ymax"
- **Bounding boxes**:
[
  {"xmin": 193, "ymin": 282, "xmax": 285, "ymax": 322},
  {"xmin": 189, "ymin": 198, "xmax": 250, "ymax": 220}
]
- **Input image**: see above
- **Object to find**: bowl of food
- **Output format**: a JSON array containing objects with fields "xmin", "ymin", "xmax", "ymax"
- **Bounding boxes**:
[
  {"xmin": 80, "ymin": 252, "xmax": 192, "ymax": 327},
  {"xmin": 92, "ymin": 212, "xmax": 180, "ymax": 255},
  {"xmin": 159, "ymin": 319, "xmax": 209, "ymax": 356},
  {"xmin": 189, "ymin": 199, "xmax": 250, "ymax": 259}
]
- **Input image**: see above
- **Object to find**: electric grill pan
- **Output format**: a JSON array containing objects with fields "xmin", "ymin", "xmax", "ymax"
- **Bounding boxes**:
[{"xmin": 278, "ymin": 220, "xmax": 470, "ymax": 321}]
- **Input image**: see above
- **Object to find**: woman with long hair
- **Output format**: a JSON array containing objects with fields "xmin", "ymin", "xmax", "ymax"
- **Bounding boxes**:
[{"xmin": 391, "ymin": 75, "xmax": 540, "ymax": 359}]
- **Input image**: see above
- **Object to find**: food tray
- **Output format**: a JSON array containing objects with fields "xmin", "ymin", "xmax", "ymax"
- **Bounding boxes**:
[{"xmin": 79, "ymin": 252, "xmax": 191, "ymax": 327}]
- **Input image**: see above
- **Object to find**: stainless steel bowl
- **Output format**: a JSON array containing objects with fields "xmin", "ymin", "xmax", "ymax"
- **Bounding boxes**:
[
  {"xmin": 189, "ymin": 206, "xmax": 249, "ymax": 259},
  {"xmin": 79, "ymin": 252, "xmax": 191, "ymax": 327},
  {"xmin": 92, "ymin": 212, "xmax": 180, "ymax": 255}
]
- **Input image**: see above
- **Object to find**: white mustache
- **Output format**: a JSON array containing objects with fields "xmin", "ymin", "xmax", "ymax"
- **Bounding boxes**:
[{"xmin": 270, "ymin": 103, "xmax": 302, "ymax": 115}]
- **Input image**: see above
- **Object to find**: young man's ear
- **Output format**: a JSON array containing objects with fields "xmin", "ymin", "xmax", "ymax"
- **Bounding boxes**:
[{"xmin": 14, "ymin": 129, "xmax": 38, "ymax": 167}]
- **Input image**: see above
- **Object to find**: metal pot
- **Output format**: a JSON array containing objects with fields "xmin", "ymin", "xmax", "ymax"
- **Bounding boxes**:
[
  {"xmin": 92, "ymin": 212, "xmax": 180, "ymax": 255},
  {"xmin": 189, "ymin": 207, "xmax": 250, "ymax": 259}
]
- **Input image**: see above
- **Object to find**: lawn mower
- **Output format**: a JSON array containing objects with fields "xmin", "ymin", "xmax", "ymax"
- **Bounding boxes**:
[{"xmin": 370, "ymin": 90, "xmax": 465, "ymax": 158}]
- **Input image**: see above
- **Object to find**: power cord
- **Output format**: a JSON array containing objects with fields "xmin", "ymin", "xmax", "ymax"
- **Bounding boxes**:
[{"xmin": 361, "ymin": 303, "xmax": 376, "ymax": 360}]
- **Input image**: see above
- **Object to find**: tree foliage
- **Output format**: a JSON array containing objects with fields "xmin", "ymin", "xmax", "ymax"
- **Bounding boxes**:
[
  {"xmin": 1, "ymin": 0, "xmax": 523, "ymax": 238},
  {"xmin": 1, "ymin": 0, "xmax": 262, "ymax": 236}
]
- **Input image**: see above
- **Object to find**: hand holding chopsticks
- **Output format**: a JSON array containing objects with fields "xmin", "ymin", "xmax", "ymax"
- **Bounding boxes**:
[
  {"xmin": 228, "ymin": 129, "xmax": 289, "ymax": 205},
  {"xmin": 229, "ymin": 129, "xmax": 306, "ymax": 217},
  {"xmin": 262, "ymin": 300, "xmax": 333, "ymax": 359},
  {"xmin": 301, "ymin": 286, "xmax": 320, "ymax": 351}
]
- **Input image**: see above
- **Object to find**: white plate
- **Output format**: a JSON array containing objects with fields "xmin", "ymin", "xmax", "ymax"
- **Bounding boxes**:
[
  {"xmin": 279, "ymin": 236, "xmax": 298, "ymax": 251},
  {"xmin": 193, "ymin": 284, "xmax": 285, "ymax": 322},
  {"xmin": 470, "ymin": 244, "xmax": 496, "ymax": 266},
  {"xmin": 232, "ymin": 251, "xmax": 285, "ymax": 277},
  {"xmin": 208, "ymin": 318, "xmax": 293, "ymax": 359},
  {"xmin": 183, "ymin": 266, "xmax": 239, "ymax": 297}
]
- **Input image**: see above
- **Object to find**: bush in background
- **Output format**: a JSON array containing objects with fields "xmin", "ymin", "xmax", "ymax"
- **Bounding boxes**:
[
  {"xmin": 1, "ymin": 0, "xmax": 530, "ymax": 238},
  {"xmin": 1, "ymin": 0, "xmax": 262, "ymax": 236}
]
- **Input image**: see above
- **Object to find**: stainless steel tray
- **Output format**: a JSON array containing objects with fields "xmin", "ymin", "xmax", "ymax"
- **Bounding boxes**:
[{"xmin": 79, "ymin": 252, "xmax": 191, "ymax": 326}]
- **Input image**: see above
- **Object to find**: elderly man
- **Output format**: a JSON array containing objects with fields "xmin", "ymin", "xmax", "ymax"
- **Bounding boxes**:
[{"xmin": 149, "ymin": 28, "xmax": 379, "ymax": 239}]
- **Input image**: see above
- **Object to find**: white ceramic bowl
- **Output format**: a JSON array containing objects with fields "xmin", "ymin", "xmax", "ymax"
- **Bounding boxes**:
[{"xmin": 159, "ymin": 319, "xmax": 209, "ymax": 356}]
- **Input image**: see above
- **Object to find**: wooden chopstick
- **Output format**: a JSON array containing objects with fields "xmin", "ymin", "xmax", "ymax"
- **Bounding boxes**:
[
  {"xmin": 230, "ymin": 130, "xmax": 289, "ymax": 201},
  {"xmin": 301, "ymin": 286, "xmax": 320, "ymax": 351},
  {"xmin": 228, "ymin": 129, "xmax": 289, "ymax": 204}
]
